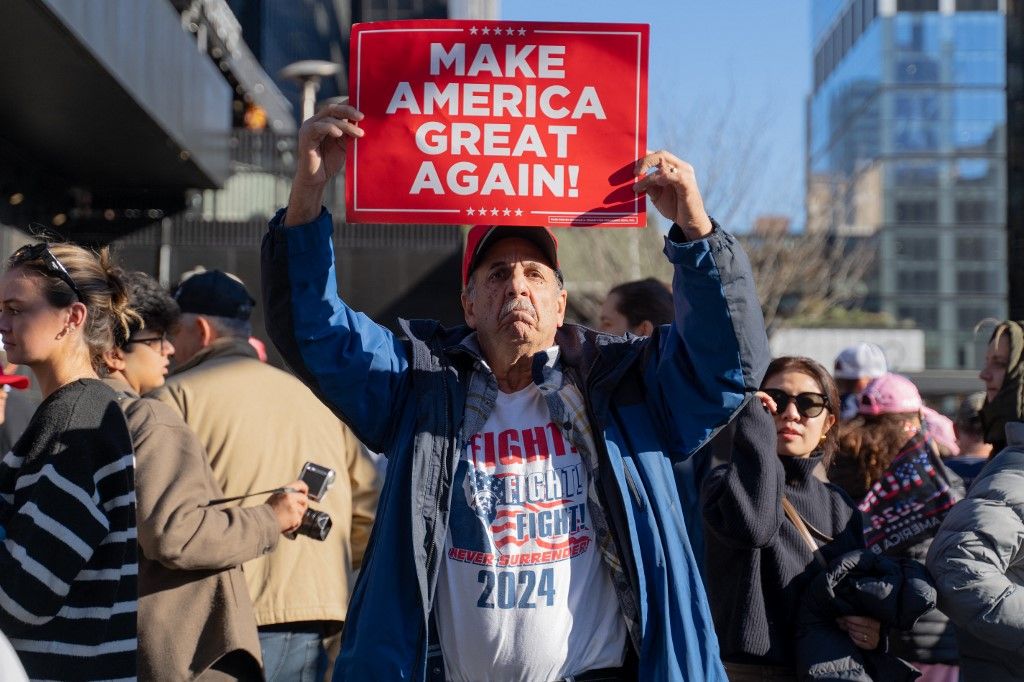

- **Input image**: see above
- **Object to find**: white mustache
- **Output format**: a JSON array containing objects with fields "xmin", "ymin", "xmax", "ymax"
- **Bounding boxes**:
[{"xmin": 500, "ymin": 298, "xmax": 537, "ymax": 319}]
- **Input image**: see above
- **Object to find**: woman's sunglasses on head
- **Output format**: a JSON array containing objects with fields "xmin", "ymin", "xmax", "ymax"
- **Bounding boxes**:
[{"xmin": 11, "ymin": 243, "xmax": 83, "ymax": 302}]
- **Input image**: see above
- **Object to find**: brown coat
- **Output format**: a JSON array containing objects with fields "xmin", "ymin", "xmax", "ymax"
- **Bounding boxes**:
[
  {"xmin": 104, "ymin": 378, "xmax": 278, "ymax": 681},
  {"xmin": 151, "ymin": 339, "xmax": 379, "ymax": 626}
]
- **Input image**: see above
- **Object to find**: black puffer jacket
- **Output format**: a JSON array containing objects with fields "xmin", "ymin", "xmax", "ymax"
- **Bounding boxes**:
[
  {"xmin": 888, "ymin": 540, "xmax": 958, "ymax": 664},
  {"xmin": 796, "ymin": 550, "xmax": 936, "ymax": 682}
]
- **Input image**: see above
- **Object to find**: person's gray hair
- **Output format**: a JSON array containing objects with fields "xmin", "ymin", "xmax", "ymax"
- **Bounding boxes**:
[{"xmin": 181, "ymin": 312, "xmax": 252, "ymax": 339}]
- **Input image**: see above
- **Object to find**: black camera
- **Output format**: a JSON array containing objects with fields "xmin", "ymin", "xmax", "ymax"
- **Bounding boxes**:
[
  {"xmin": 295, "ymin": 508, "xmax": 332, "ymax": 541},
  {"xmin": 292, "ymin": 462, "xmax": 336, "ymax": 541}
]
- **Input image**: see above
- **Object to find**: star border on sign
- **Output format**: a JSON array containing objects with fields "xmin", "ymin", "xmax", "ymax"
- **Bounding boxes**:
[
  {"xmin": 467, "ymin": 208, "xmax": 476, "ymax": 216},
  {"xmin": 505, "ymin": 27, "xmax": 514, "ymax": 36},
  {"xmin": 514, "ymin": 208, "xmax": 524, "ymax": 217},
  {"xmin": 469, "ymin": 26, "xmax": 478, "ymax": 35},
  {"xmin": 490, "ymin": 207, "xmax": 499, "ymax": 216},
  {"xmin": 518, "ymin": 27, "xmax": 527, "ymax": 36},
  {"xmin": 502, "ymin": 208, "xmax": 511, "ymax": 216},
  {"xmin": 482, "ymin": 26, "xmax": 491, "ymax": 35}
]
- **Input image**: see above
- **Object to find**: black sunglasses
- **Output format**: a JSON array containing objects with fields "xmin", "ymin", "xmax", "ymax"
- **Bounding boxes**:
[
  {"xmin": 12, "ymin": 243, "xmax": 83, "ymax": 302},
  {"xmin": 763, "ymin": 389, "xmax": 829, "ymax": 418}
]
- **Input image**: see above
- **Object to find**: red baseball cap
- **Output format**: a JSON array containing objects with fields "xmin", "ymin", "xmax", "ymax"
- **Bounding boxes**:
[{"xmin": 462, "ymin": 225, "xmax": 560, "ymax": 287}]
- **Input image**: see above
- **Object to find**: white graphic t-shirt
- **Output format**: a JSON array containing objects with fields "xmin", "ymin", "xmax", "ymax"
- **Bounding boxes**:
[{"xmin": 435, "ymin": 383, "xmax": 626, "ymax": 682}]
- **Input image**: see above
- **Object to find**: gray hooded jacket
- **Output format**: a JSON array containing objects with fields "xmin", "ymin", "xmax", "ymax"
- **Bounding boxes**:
[{"xmin": 926, "ymin": 421, "xmax": 1024, "ymax": 681}]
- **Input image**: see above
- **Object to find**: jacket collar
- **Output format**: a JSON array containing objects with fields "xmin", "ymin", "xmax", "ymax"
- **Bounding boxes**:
[
  {"xmin": 400, "ymin": 318, "xmax": 645, "ymax": 384},
  {"xmin": 172, "ymin": 337, "xmax": 258, "ymax": 375},
  {"xmin": 101, "ymin": 376, "xmax": 140, "ymax": 399},
  {"xmin": 781, "ymin": 453, "xmax": 826, "ymax": 487}
]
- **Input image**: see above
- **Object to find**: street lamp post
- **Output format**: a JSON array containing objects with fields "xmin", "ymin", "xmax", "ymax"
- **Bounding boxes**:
[{"xmin": 279, "ymin": 60, "xmax": 342, "ymax": 122}]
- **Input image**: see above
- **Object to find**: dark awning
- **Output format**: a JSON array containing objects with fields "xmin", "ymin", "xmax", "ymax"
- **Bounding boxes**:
[{"xmin": 0, "ymin": 0, "xmax": 234, "ymax": 242}]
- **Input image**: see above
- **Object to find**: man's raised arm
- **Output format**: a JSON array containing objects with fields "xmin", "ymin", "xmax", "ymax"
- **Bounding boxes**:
[
  {"xmin": 634, "ymin": 151, "xmax": 770, "ymax": 454},
  {"xmin": 262, "ymin": 104, "xmax": 409, "ymax": 453}
]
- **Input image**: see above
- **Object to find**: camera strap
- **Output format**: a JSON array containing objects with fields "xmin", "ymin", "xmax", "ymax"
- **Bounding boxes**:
[{"xmin": 203, "ymin": 487, "xmax": 300, "ymax": 507}]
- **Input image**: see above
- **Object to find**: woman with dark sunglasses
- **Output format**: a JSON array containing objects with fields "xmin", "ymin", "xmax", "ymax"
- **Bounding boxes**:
[
  {"xmin": 0, "ymin": 243, "xmax": 138, "ymax": 680},
  {"xmin": 702, "ymin": 356, "xmax": 879, "ymax": 681}
]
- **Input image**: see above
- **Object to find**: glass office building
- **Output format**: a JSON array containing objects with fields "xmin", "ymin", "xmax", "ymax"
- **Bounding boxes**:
[{"xmin": 807, "ymin": 0, "xmax": 1006, "ymax": 369}]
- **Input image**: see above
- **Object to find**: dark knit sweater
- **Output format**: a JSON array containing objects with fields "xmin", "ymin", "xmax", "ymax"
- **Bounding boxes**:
[
  {"xmin": 0, "ymin": 379, "xmax": 137, "ymax": 681},
  {"xmin": 701, "ymin": 398, "xmax": 863, "ymax": 668}
]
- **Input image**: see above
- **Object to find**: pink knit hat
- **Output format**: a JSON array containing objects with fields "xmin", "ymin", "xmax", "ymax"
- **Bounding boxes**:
[{"xmin": 858, "ymin": 373, "xmax": 923, "ymax": 416}]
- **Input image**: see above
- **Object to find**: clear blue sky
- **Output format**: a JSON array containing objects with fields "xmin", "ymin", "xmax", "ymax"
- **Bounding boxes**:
[{"xmin": 501, "ymin": 0, "xmax": 811, "ymax": 231}]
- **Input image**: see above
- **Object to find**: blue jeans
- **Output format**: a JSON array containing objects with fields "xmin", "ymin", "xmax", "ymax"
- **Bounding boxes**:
[{"xmin": 258, "ymin": 630, "xmax": 327, "ymax": 682}]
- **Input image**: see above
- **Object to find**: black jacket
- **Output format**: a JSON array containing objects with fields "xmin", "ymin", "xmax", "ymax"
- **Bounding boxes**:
[
  {"xmin": 797, "ymin": 550, "xmax": 935, "ymax": 681},
  {"xmin": 701, "ymin": 397, "xmax": 864, "ymax": 669}
]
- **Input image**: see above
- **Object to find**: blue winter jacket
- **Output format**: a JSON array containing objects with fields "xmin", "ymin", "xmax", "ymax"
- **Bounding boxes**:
[{"xmin": 260, "ymin": 209, "xmax": 770, "ymax": 681}]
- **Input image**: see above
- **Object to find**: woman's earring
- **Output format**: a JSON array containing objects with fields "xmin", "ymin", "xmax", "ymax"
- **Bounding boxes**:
[{"xmin": 819, "ymin": 433, "xmax": 828, "ymax": 445}]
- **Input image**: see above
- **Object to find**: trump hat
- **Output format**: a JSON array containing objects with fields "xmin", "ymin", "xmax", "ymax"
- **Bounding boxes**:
[{"xmin": 462, "ymin": 225, "xmax": 560, "ymax": 287}]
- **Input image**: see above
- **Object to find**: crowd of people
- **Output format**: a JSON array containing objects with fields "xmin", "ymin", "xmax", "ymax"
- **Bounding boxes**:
[{"xmin": 0, "ymin": 100, "xmax": 1021, "ymax": 682}]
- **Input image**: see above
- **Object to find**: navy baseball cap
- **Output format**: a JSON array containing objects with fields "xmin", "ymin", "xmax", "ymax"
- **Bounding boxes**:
[{"xmin": 173, "ymin": 270, "xmax": 255, "ymax": 321}]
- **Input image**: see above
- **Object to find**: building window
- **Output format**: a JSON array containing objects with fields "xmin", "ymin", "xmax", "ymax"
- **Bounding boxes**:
[
  {"xmin": 895, "ymin": 199, "xmax": 938, "ymax": 223},
  {"xmin": 957, "ymin": 0, "xmax": 999, "ymax": 10},
  {"xmin": 956, "ymin": 235, "xmax": 999, "ymax": 258},
  {"xmin": 864, "ymin": 0, "xmax": 876, "ymax": 24},
  {"xmin": 892, "ymin": 161, "xmax": 941, "ymax": 187},
  {"xmin": 897, "ymin": 304, "xmax": 939, "ymax": 329},
  {"xmin": 957, "ymin": 269, "xmax": 1000, "ymax": 292},
  {"xmin": 897, "ymin": 269, "xmax": 939, "ymax": 292},
  {"xmin": 897, "ymin": 0, "xmax": 939, "ymax": 11},
  {"xmin": 895, "ymin": 237, "xmax": 939, "ymax": 259},
  {"xmin": 893, "ymin": 119, "xmax": 940, "ymax": 149},
  {"xmin": 958, "ymin": 305, "xmax": 1001, "ymax": 328},
  {"xmin": 955, "ymin": 199, "xmax": 995, "ymax": 223},
  {"xmin": 955, "ymin": 159, "xmax": 994, "ymax": 187}
]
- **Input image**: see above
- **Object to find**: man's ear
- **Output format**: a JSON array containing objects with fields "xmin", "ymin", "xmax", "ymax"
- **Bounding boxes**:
[
  {"xmin": 103, "ymin": 346, "xmax": 127, "ymax": 373},
  {"xmin": 197, "ymin": 316, "xmax": 216, "ymax": 347},
  {"xmin": 461, "ymin": 290, "xmax": 478, "ymax": 330},
  {"xmin": 635, "ymin": 320, "xmax": 655, "ymax": 337},
  {"xmin": 555, "ymin": 289, "xmax": 567, "ymax": 328}
]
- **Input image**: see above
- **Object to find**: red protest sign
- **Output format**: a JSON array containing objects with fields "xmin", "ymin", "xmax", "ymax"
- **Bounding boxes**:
[{"xmin": 346, "ymin": 20, "xmax": 648, "ymax": 228}]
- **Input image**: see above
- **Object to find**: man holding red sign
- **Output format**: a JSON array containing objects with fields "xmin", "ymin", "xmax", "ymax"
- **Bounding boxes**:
[{"xmin": 262, "ymin": 92, "xmax": 769, "ymax": 679}]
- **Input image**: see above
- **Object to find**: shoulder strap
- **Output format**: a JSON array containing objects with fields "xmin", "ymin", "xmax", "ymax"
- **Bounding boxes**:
[{"xmin": 782, "ymin": 496, "xmax": 828, "ymax": 569}]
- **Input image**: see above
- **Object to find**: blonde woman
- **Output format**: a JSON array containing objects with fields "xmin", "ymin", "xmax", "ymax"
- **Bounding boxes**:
[{"xmin": 0, "ymin": 243, "xmax": 138, "ymax": 680}]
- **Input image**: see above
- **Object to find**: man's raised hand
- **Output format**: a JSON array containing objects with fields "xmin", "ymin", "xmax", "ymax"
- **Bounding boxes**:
[
  {"xmin": 633, "ymin": 151, "xmax": 713, "ymax": 241},
  {"xmin": 284, "ymin": 103, "xmax": 365, "ymax": 227}
]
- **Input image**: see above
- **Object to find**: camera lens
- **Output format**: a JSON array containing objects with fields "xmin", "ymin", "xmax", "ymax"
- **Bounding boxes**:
[{"xmin": 295, "ymin": 509, "xmax": 332, "ymax": 541}]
